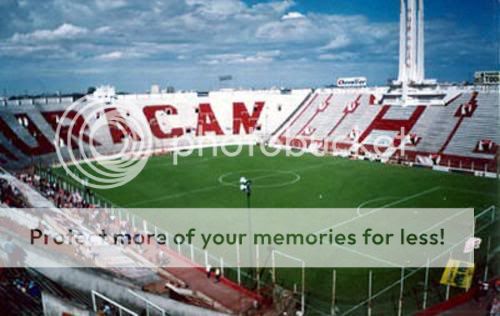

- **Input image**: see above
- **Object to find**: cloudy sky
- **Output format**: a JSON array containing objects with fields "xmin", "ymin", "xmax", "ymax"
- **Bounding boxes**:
[{"xmin": 0, "ymin": 0, "xmax": 497, "ymax": 94}]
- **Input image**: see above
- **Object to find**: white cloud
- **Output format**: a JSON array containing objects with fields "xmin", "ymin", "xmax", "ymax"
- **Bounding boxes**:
[
  {"xmin": 250, "ymin": 0, "xmax": 295, "ymax": 15},
  {"xmin": 255, "ymin": 17, "xmax": 314, "ymax": 41},
  {"xmin": 95, "ymin": 49, "xmax": 148, "ymax": 61},
  {"xmin": 95, "ymin": 0, "xmax": 127, "ymax": 11},
  {"xmin": 282, "ymin": 11, "xmax": 305, "ymax": 20},
  {"xmin": 186, "ymin": 0, "xmax": 245, "ymax": 18},
  {"xmin": 201, "ymin": 50, "xmax": 281, "ymax": 65},
  {"xmin": 95, "ymin": 51, "xmax": 124, "ymax": 60},
  {"xmin": 95, "ymin": 26, "xmax": 113, "ymax": 34},
  {"xmin": 0, "ymin": 43, "xmax": 60, "ymax": 57},
  {"xmin": 320, "ymin": 34, "xmax": 351, "ymax": 51},
  {"xmin": 318, "ymin": 52, "xmax": 356, "ymax": 61},
  {"xmin": 11, "ymin": 23, "xmax": 88, "ymax": 42}
]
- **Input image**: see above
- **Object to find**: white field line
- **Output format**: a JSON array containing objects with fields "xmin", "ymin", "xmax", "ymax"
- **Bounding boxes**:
[
  {"xmin": 310, "ymin": 187, "xmax": 451, "ymax": 269},
  {"xmin": 356, "ymin": 196, "xmax": 397, "ymax": 216},
  {"xmin": 334, "ymin": 243, "xmax": 402, "ymax": 267},
  {"xmin": 316, "ymin": 186, "xmax": 442, "ymax": 234},
  {"xmin": 419, "ymin": 207, "xmax": 472, "ymax": 247},
  {"xmin": 318, "ymin": 191, "xmax": 477, "ymax": 276}
]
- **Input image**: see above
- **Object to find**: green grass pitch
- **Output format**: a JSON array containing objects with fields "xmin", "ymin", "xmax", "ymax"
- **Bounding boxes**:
[{"xmin": 54, "ymin": 146, "xmax": 499, "ymax": 315}]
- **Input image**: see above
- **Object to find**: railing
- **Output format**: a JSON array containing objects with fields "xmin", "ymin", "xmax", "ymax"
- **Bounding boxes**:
[
  {"xmin": 127, "ymin": 289, "xmax": 167, "ymax": 316},
  {"xmin": 91, "ymin": 290, "xmax": 138, "ymax": 316}
]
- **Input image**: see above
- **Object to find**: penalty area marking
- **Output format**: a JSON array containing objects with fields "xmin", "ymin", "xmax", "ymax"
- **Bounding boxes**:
[
  {"xmin": 218, "ymin": 169, "xmax": 301, "ymax": 189},
  {"xmin": 310, "ymin": 187, "xmax": 443, "ymax": 271},
  {"xmin": 356, "ymin": 196, "xmax": 398, "ymax": 216},
  {"xmin": 316, "ymin": 186, "xmax": 442, "ymax": 233}
]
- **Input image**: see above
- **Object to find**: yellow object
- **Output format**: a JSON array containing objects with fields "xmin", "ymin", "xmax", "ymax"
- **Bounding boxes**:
[{"xmin": 440, "ymin": 259, "xmax": 475, "ymax": 289}]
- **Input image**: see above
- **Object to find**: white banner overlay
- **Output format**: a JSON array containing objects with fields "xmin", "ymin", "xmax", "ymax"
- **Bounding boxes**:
[{"xmin": 0, "ymin": 208, "xmax": 474, "ymax": 268}]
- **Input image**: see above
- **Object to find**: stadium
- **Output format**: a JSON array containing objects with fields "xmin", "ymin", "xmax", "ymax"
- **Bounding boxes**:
[{"xmin": 0, "ymin": 0, "xmax": 498, "ymax": 315}]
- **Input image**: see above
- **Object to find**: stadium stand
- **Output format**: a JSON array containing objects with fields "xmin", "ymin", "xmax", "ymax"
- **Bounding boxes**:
[
  {"xmin": 0, "ymin": 168, "xmax": 286, "ymax": 315},
  {"xmin": 0, "ymin": 87, "xmax": 309, "ymax": 168},
  {"xmin": 0, "ymin": 85, "xmax": 497, "ymax": 176},
  {"xmin": 273, "ymin": 86, "xmax": 498, "ymax": 174}
]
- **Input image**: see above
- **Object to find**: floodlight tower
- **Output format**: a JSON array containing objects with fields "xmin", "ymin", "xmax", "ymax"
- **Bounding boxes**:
[
  {"xmin": 398, "ymin": 0, "xmax": 426, "ymax": 85},
  {"xmin": 392, "ymin": 0, "xmax": 433, "ymax": 106},
  {"xmin": 385, "ymin": 0, "xmax": 441, "ymax": 105}
]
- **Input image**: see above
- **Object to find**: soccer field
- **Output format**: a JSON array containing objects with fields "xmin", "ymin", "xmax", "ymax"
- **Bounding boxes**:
[
  {"xmin": 83, "ymin": 146, "xmax": 496, "ymax": 209},
  {"xmin": 53, "ymin": 146, "xmax": 498, "ymax": 315}
]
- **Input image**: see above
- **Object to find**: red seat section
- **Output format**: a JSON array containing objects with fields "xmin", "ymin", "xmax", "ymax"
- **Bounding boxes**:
[
  {"xmin": 271, "ymin": 89, "xmax": 497, "ymax": 174},
  {"xmin": 357, "ymin": 105, "xmax": 426, "ymax": 143},
  {"xmin": 0, "ymin": 114, "xmax": 55, "ymax": 157},
  {"xmin": 439, "ymin": 92, "xmax": 479, "ymax": 153}
]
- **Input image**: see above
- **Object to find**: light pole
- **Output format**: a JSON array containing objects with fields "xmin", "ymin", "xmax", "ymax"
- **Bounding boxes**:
[
  {"xmin": 240, "ymin": 177, "xmax": 252, "ymax": 207},
  {"xmin": 240, "ymin": 177, "xmax": 255, "ymax": 287}
]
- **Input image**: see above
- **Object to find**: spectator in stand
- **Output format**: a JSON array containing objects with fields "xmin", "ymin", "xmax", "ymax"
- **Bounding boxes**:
[
  {"xmin": 99, "ymin": 303, "xmax": 115, "ymax": 315},
  {"xmin": 214, "ymin": 268, "xmax": 221, "ymax": 283},
  {"xmin": 481, "ymin": 281, "xmax": 490, "ymax": 295},
  {"xmin": 3, "ymin": 236, "xmax": 27, "ymax": 267},
  {"xmin": 3, "ymin": 236, "xmax": 16, "ymax": 266},
  {"xmin": 475, "ymin": 280, "xmax": 490, "ymax": 304},
  {"xmin": 27, "ymin": 280, "xmax": 41, "ymax": 298},
  {"xmin": 157, "ymin": 250, "xmax": 169, "ymax": 267},
  {"xmin": 17, "ymin": 171, "xmax": 95, "ymax": 209},
  {"xmin": 489, "ymin": 296, "xmax": 500, "ymax": 316},
  {"xmin": 0, "ymin": 178, "xmax": 28, "ymax": 207},
  {"xmin": 13, "ymin": 277, "xmax": 27, "ymax": 293},
  {"xmin": 101, "ymin": 303, "xmax": 112, "ymax": 316}
]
